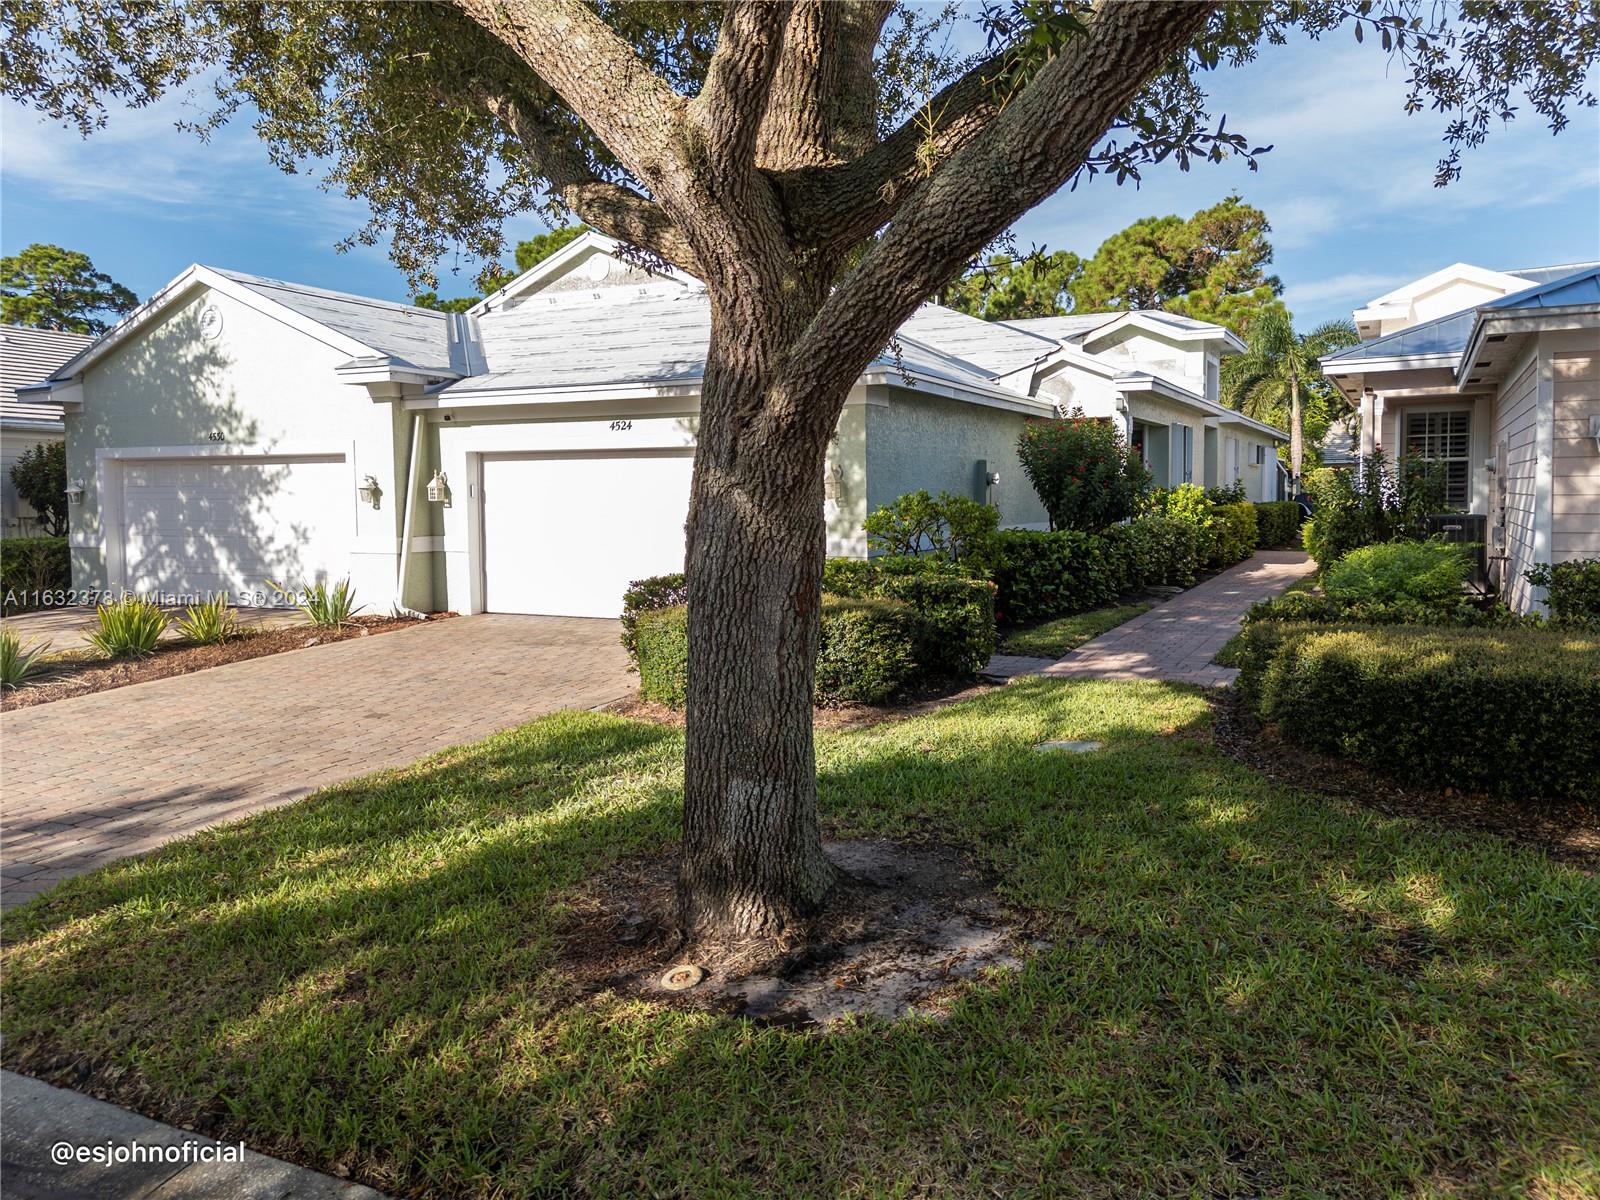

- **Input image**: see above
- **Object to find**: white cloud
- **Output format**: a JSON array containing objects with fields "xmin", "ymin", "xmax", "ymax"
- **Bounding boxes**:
[{"xmin": 1281, "ymin": 271, "xmax": 1415, "ymax": 313}]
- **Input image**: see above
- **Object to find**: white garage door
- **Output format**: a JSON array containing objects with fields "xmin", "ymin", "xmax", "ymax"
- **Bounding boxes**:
[
  {"xmin": 120, "ymin": 455, "xmax": 350, "ymax": 601},
  {"xmin": 481, "ymin": 451, "xmax": 693, "ymax": 617}
]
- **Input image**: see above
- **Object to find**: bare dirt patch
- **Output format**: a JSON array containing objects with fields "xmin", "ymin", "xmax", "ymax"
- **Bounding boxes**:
[
  {"xmin": 2, "ymin": 613, "xmax": 455, "ymax": 711},
  {"xmin": 1208, "ymin": 690, "xmax": 1599, "ymax": 871},
  {"xmin": 557, "ymin": 839, "xmax": 1037, "ymax": 1028}
]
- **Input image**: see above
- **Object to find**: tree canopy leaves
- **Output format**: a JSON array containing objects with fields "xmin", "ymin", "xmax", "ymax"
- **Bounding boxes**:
[{"xmin": 0, "ymin": 243, "xmax": 138, "ymax": 335}]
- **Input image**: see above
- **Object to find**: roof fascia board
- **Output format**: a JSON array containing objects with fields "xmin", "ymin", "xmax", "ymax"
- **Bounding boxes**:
[
  {"xmin": 1456, "ymin": 303, "xmax": 1600, "ymax": 385},
  {"xmin": 1082, "ymin": 310, "xmax": 1245, "ymax": 354},
  {"xmin": 1321, "ymin": 351, "xmax": 1458, "ymax": 374}
]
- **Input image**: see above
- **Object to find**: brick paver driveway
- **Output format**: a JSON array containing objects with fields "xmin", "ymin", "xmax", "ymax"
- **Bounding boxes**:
[
  {"xmin": 0, "ymin": 615, "xmax": 632, "ymax": 908},
  {"xmin": 1039, "ymin": 549, "xmax": 1316, "ymax": 687}
]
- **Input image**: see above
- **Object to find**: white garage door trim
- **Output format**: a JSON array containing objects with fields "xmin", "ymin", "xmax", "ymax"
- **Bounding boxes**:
[
  {"xmin": 477, "ymin": 448, "xmax": 694, "ymax": 618},
  {"xmin": 95, "ymin": 444, "xmax": 351, "ymax": 600}
]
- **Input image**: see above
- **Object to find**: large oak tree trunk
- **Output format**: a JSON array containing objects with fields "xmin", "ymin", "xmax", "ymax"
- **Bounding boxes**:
[{"xmin": 677, "ymin": 291, "xmax": 841, "ymax": 941}]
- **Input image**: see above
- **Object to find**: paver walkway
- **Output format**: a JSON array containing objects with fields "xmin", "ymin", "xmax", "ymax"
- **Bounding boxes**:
[
  {"xmin": 1038, "ymin": 549, "xmax": 1316, "ymax": 688},
  {"xmin": 0, "ymin": 615, "xmax": 632, "ymax": 908},
  {"xmin": 1, "ymin": 1070, "xmax": 388, "ymax": 1199}
]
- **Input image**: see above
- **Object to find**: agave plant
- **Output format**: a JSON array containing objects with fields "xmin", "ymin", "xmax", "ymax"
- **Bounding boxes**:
[
  {"xmin": 86, "ymin": 595, "xmax": 169, "ymax": 658},
  {"xmin": 175, "ymin": 593, "xmax": 239, "ymax": 644},
  {"xmin": 0, "ymin": 626, "xmax": 50, "ymax": 689},
  {"xmin": 267, "ymin": 577, "xmax": 363, "ymax": 628}
]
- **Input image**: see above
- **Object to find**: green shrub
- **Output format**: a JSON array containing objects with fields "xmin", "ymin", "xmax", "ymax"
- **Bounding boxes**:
[
  {"xmin": 87, "ymin": 595, "xmax": 168, "ymax": 658},
  {"xmin": 1017, "ymin": 407, "xmax": 1150, "ymax": 532},
  {"xmin": 174, "ymin": 593, "xmax": 238, "ymax": 644},
  {"xmin": 1, "ymin": 536, "xmax": 70, "ymax": 613},
  {"xmin": 1104, "ymin": 516, "xmax": 1202, "ymax": 589},
  {"xmin": 1211, "ymin": 502, "xmax": 1258, "ymax": 567},
  {"xmin": 1324, "ymin": 539, "xmax": 1467, "ymax": 607},
  {"xmin": 269, "ymin": 577, "xmax": 362, "ymax": 628},
  {"xmin": 1204, "ymin": 479, "xmax": 1248, "ymax": 505},
  {"xmin": 0, "ymin": 626, "xmax": 49, "ymax": 688},
  {"xmin": 1525, "ymin": 559, "xmax": 1600, "ymax": 627},
  {"xmin": 8, "ymin": 440, "xmax": 67, "ymax": 536},
  {"xmin": 1302, "ymin": 455, "xmax": 1450, "ymax": 567},
  {"xmin": 1146, "ymin": 483, "xmax": 1218, "ymax": 562},
  {"xmin": 634, "ymin": 598, "xmax": 921, "ymax": 708},
  {"xmin": 823, "ymin": 557, "xmax": 994, "ymax": 680},
  {"xmin": 991, "ymin": 529, "xmax": 1120, "ymax": 625},
  {"xmin": 634, "ymin": 605, "xmax": 690, "ymax": 706},
  {"xmin": 1243, "ymin": 586, "xmax": 1511, "ymax": 632},
  {"xmin": 861, "ymin": 490, "xmax": 999, "ymax": 565},
  {"xmin": 813, "ymin": 597, "xmax": 919, "ymax": 704},
  {"xmin": 873, "ymin": 573, "xmax": 996, "ymax": 680},
  {"xmin": 620, "ymin": 572, "xmax": 687, "ymax": 658},
  {"xmin": 1254, "ymin": 501, "xmax": 1302, "ymax": 549},
  {"xmin": 1237, "ymin": 622, "xmax": 1600, "ymax": 801}
]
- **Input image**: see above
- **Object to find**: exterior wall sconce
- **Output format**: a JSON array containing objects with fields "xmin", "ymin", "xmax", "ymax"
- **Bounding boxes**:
[
  {"xmin": 357, "ymin": 474, "xmax": 382, "ymax": 508},
  {"xmin": 426, "ymin": 470, "xmax": 451, "ymax": 503},
  {"xmin": 64, "ymin": 478, "xmax": 86, "ymax": 504},
  {"xmin": 1590, "ymin": 415, "xmax": 1600, "ymax": 453},
  {"xmin": 823, "ymin": 462, "xmax": 845, "ymax": 502}
]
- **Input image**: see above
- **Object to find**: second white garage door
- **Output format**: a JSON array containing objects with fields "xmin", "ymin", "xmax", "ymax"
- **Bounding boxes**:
[{"xmin": 480, "ymin": 451, "xmax": 694, "ymax": 617}]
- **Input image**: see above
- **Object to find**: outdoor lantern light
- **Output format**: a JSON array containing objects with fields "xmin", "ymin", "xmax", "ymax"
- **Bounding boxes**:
[
  {"xmin": 64, "ymin": 478, "xmax": 86, "ymax": 505},
  {"xmin": 358, "ymin": 474, "xmax": 382, "ymax": 508},
  {"xmin": 823, "ymin": 462, "xmax": 844, "ymax": 502},
  {"xmin": 426, "ymin": 470, "xmax": 450, "ymax": 503}
]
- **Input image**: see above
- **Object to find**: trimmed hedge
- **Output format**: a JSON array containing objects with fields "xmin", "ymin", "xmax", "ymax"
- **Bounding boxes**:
[
  {"xmin": 620, "ymin": 572, "xmax": 687, "ymax": 658},
  {"xmin": 1210, "ymin": 502, "xmax": 1258, "ymax": 567},
  {"xmin": 991, "ymin": 530, "xmax": 1120, "ymax": 625},
  {"xmin": 1236, "ymin": 621, "xmax": 1600, "ymax": 801},
  {"xmin": 634, "ymin": 605, "xmax": 691, "ymax": 706},
  {"xmin": 822, "ymin": 556, "xmax": 995, "ymax": 681},
  {"xmin": 634, "ymin": 598, "xmax": 920, "ymax": 707},
  {"xmin": 1107, "ymin": 516, "xmax": 1202, "ymax": 588},
  {"xmin": 1254, "ymin": 501, "xmax": 1301, "ymax": 550},
  {"xmin": 1, "ymin": 536, "xmax": 70, "ymax": 614},
  {"xmin": 1324, "ymin": 539, "xmax": 1467, "ymax": 607}
]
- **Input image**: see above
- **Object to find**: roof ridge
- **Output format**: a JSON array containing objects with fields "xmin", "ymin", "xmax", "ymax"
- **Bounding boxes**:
[{"xmin": 208, "ymin": 266, "xmax": 445, "ymax": 320}]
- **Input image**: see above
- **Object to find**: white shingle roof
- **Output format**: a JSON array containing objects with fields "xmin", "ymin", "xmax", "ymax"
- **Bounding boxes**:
[
  {"xmin": 1, "ymin": 324, "xmax": 89, "ymax": 427},
  {"xmin": 212, "ymin": 268, "xmax": 456, "ymax": 373},
  {"xmin": 897, "ymin": 304, "xmax": 1058, "ymax": 377},
  {"xmin": 448, "ymin": 287, "xmax": 1007, "ymax": 397}
]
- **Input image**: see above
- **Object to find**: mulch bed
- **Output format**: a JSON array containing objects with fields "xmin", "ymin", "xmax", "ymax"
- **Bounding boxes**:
[
  {"xmin": 1207, "ymin": 689, "xmax": 1599, "ymax": 872},
  {"xmin": 2, "ymin": 614, "xmax": 455, "ymax": 711},
  {"xmin": 555, "ymin": 839, "xmax": 1036, "ymax": 1029}
]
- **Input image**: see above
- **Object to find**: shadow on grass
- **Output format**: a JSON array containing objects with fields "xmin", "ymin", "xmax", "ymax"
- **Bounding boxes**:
[{"xmin": 4, "ymin": 682, "xmax": 1597, "ymax": 1198}]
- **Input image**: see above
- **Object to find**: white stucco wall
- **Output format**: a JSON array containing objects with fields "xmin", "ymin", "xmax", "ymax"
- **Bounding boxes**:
[
  {"xmin": 864, "ymin": 387, "xmax": 1050, "ymax": 534},
  {"xmin": 2, "ymin": 425, "xmax": 63, "ymax": 535},
  {"xmin": 65, "ymin": 284, "xmax": 409, "ymax": 608}
]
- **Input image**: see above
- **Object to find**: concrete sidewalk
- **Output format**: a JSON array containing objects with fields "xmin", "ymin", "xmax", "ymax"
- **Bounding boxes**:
[
  {"xmin": 1037, "ymin": 550, "xmax": 1316, "ymax": 687},
  {"xmin": 0, "ymin": 1070, "xmax": 387, "ymax": 1199}
]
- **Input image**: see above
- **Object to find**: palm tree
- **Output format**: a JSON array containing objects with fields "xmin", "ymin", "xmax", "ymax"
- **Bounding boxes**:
[{"xmin": 1220, "ymin": 311, "xmax": 1359, "ymax": 486}]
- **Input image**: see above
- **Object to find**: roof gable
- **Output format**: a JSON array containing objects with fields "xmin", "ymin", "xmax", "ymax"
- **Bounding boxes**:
[{"xmin": 470, "ymin": 231, "xmax": 693, "ymax": 315}]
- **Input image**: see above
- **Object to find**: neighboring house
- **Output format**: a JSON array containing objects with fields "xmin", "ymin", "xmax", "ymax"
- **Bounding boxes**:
[
  {"xmin": 17, "ymin": 232, "xmax": 1284, "ymax": 618},
  {"xmin": 1318, "ymin": 414, "xmax": 1360, "ymax": 469},
  {"xmin": 1321, "ymin": 261, "xmax": 1600, "ymax": 613},
  {"xmin": 2, "ymin": 324, "xmax": 92, "ymax": 535}
]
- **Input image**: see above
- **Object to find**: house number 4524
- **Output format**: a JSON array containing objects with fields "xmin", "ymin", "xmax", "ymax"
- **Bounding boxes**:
[{"xmin": 609, "ymin": 420, "xmax": 633, "ymax": 432}]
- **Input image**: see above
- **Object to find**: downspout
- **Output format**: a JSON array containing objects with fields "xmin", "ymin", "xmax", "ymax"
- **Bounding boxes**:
[{"xmin": 394, "ymin": 410, "xmax": 427, "ymax": 618}]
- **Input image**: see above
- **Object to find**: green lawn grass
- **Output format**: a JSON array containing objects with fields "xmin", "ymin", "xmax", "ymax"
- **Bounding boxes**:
[
  {"xmin": 998, "ymin": 603, "xmax": 1150, "ymax": 659},
  {"xmin": 4, "ymin": 680, "xmax": 1597, "ymax": 1198}
]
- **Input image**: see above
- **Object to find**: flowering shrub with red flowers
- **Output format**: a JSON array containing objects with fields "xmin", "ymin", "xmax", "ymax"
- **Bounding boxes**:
[{"xmin": 1017, "ymin": 408, "xmax": 1150, "ymax": 532}]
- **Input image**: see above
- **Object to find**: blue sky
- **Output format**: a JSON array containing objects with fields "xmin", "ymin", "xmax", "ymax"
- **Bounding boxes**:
[{"xmin": 3, "ymin": 22, "xmax": 1596, "ymax": 327}]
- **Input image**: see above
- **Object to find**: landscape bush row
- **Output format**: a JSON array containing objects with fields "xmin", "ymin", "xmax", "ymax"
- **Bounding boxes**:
[{"xmin": 1234, "ymin": 538, "xmax": 1600, "ymax": 801}]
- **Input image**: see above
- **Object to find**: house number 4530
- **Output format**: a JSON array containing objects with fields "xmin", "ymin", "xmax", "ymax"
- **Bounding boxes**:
[{"xmin": 609, "ymin": 420, "xmax": 633, "ymax": 432}]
